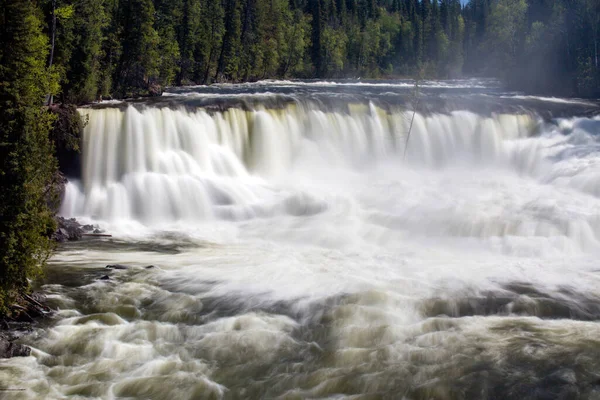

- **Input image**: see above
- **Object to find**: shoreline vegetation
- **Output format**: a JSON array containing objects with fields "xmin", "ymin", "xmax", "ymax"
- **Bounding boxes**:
[{"xmin": 0, "ymin": 0, "xmax": 599, "ymax": 357}]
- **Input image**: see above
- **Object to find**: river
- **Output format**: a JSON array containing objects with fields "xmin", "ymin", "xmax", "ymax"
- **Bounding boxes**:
[{"xmin": 2, "ymin": 79, "xmax": 600, "ymax": 399}]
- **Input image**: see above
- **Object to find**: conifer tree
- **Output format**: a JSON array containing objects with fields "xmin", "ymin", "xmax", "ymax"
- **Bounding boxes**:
[
  {"xmin": 62, "ymin": 0, "xmax": 107, "ymax": 103},
  {"xmin": 198, "ymin": 0, "xmax": 225, "ymax": 83},
  {"xmin": 113, "ymin": 0, "xmax": 160, "ymax": 96},
  {"xmin": 177, "ymin": 0, "xmax": 202, "ymax": 84},
  {"xmin": 0, "ymin": 0, "xmax": 59, "ymax": 312}
]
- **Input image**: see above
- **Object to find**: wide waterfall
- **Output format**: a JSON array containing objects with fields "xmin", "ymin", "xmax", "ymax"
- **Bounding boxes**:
[
  {"xmin": 4, "ymin": 80, "xmax": 600, "ymax": 400},
  {"xmin": 64, "ymin": 103, "xmax": 540, "ymax": 223},
  {"xmin": 61, "ymin": 100, "xmax": 600, "ymax": 248}
]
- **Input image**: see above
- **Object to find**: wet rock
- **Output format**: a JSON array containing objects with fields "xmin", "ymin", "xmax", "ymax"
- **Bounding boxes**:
[
  {"xmin": 145, "ymin": 265, "xmax": 156, "ymax": 269},
  {"xmin": 106, "ymin": 264, "xmax": 128, "ymax": 270},
  {"xmin": 52, "ymin": 217, "xmax": 83, "ymax": 242},
  {"xmin": 0, "ymin": 336, "xmax": 30, "ymax": 358},
  {"xmin": 99, "ymin": 275, "xmax": 111, "ymax": 281},
  {"xmin": 52, "ymin": 228, "xmax": 69, "ymax": 243}
]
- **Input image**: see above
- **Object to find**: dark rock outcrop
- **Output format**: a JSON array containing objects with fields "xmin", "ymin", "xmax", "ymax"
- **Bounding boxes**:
[
  {"xmin": 49, "ymin": 104, "xmax": 83, "ymax": 179},
  {"xmin": 0, "ymin": 293, "xmax": 51, "ymax": 359},
  {"xmin": 0, "ymin": 335, "xmax": 31, "ymax": 358},
  {"xmin": 52, "ymin": 217, "xmax": 100, "ymax": 242},
  {"xmin": 52, "ymin": 217, "xmax": 84, "ymax": 242},
  {"xmin": 106, "ymin": 264, "xmax": 128, "ymax": 270}
]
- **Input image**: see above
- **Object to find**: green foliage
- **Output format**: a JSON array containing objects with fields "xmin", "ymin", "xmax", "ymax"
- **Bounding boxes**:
[
  {"xmin": 0, "ymin": 0, "xmax": 59, "ymax": 312},
  {"xmin": 157, "ymin": 25, "xmax": 181, "ymax": 86},
  {"xmin": 7, "ymin": 0, "xmax": 597, "ymax": 102},
  {"xmin": 216, "ymin": 0, "xmax": 242, "ymax": 81},
  {"xmin": 176, "ymin": 0, "xmax": 201, "ymax": 85},
  {"xmin": 49, "ymin": 104, "xmax": 84, "ymax": 154},
  {"xmin": 322, "ymin": 26, "xmax": 348, "ymax": 76},
  {"xmin": 61, "ymin": 0, "xmax": 108, "ymax": 103},
  {"xmin": 113, "ymin": 0, "xmax": 161, "ymax": 96},
  {"xmin": 279, "ymin": 11, "xmax": 312, "ymax": 77},
  {"xmin": 196, "ymin": 0, "xmax": 225, "ymax": 83},
  {"xmin": 55, "ymin": 4, "xmax": 74, "ymax": 19},
  {"xmin": 484, "ymin": 0, "xmax": 528, "ymax": 75}
]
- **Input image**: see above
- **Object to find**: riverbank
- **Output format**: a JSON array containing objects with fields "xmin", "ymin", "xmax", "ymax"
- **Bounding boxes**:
[
  {"xmin": 0, "ymin": 216, "xmax": 106, "ymax": 359},
  {"xmin": 0, "ymin": 293, "xmax": 52, "ymax": 359}
]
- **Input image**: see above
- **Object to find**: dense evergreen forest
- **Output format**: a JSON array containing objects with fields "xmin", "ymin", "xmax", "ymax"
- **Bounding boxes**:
[
  {"xmin": 0, "ymin": 0, "xmax": 599, "ymax": 311},
  {"xmin": 11, "ymin": 0, "xmax": 600, "ymax": 102}
]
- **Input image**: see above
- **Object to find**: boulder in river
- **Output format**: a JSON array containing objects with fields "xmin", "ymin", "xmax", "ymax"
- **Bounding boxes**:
[
  {"xmin": 52, "ymin": 217, "xmax": 101, "ymax": 242},
  {"xmin": 52, "ymin": 217, "xmax": 83, "ymax": 242},
  {"xmin": 0, "ymin": 335, "xmax": 30, "ymax": 358},
  {"xmin": 106, "ymin": 264, "xmax": 128, "ymax": 270}
]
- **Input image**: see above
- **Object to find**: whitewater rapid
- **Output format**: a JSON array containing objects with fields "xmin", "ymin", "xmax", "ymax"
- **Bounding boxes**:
[{"xmin": 3, "ymin": 83, "xmax": 600, "ymax": 399}]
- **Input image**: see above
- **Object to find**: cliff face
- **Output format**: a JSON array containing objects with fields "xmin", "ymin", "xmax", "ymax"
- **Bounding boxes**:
[{"xmin": 49, "ymin": 104, "xmax": 83, "ymax": 180}]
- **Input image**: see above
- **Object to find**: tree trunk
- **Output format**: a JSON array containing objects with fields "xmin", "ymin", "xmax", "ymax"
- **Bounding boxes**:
[{"xmin": 47, "ymin": 0, "xmax": 56, "ymax": 106}]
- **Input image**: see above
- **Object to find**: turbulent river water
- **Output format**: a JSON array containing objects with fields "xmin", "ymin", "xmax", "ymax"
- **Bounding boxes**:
[{"xmin": 3, "ymin": 79, "xmax": 600, "ymax": 399}]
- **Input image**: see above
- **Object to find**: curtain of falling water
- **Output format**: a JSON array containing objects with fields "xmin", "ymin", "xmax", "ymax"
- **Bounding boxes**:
[{"xmin": 63, "ymin": 103, "xmax": 539, "ymax": 224}]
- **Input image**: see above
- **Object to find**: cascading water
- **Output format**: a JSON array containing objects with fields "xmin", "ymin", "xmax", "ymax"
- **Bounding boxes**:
[
  {"xmin": 4, "ymin": 81, "xmax": 600, "ymax": 400},
  {"xmin": 63, "ymin": 104, "xmax": 540, "ymax": 223}
]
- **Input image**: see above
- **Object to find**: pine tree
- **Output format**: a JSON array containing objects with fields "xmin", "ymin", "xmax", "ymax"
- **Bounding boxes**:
[
  {"xmin": 62, "ymin": 0, "xmax": 107, "ymax": 103},
  {"xmin": 198, "ymin": 0, "xmax": 225, "ymax": 83},
  {"xmin": 113, "ymin": 0, "xmax": 160, "ymax": 96},
  {"xmin": 154, "ymin": 0, "xmax": 182, "ymax": 86},
  {"xmin": 177, "ymin": 0, "xmax": 201, "ymax": 84},
  {"xmin": 214, "ymin": 0, "xmax": 242, "ymax": 81},
  {"xmin": 0, "ymin": 0, "xmax": 59, "ymax": 312},
  {"xmin": 309, "ymin": 0, "xmax": 324, "ymax": 76}
]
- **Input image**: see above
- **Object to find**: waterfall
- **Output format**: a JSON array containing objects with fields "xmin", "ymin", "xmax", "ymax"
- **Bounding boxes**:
[{"xmin": 62, "ymin": 102, "xmax": 542, "ymax": 224}]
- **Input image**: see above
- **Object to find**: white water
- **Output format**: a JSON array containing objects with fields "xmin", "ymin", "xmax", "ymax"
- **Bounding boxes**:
[
  {"xmin": 63, "ymin": 104, "xmax": 541, "ymax": 223},
  {"xmin": 4, "ymin": 93, "xmax": 600, "ymax": 399},
  {"xmin": 62, "ymin": 104, "xmax": 600, "ymax": 250}
]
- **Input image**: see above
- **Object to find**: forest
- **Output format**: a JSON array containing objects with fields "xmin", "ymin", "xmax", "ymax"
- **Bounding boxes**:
[
  {"xmin": 10, "ymin": 0, "xmax": 600, "ymax": 102},
  {"xmin": 0, "ymin": 0, "xmax": 599, "ymax": 311}
]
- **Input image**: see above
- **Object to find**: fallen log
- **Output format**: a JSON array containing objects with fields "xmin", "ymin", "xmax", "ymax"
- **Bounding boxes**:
[
  {"xmin": 23, "ymin": 295, "xmax": 51, "ymax": 313},
  {"xmin": 82, "ymin": 233, "xmax": 112, "ymax": 237}
]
